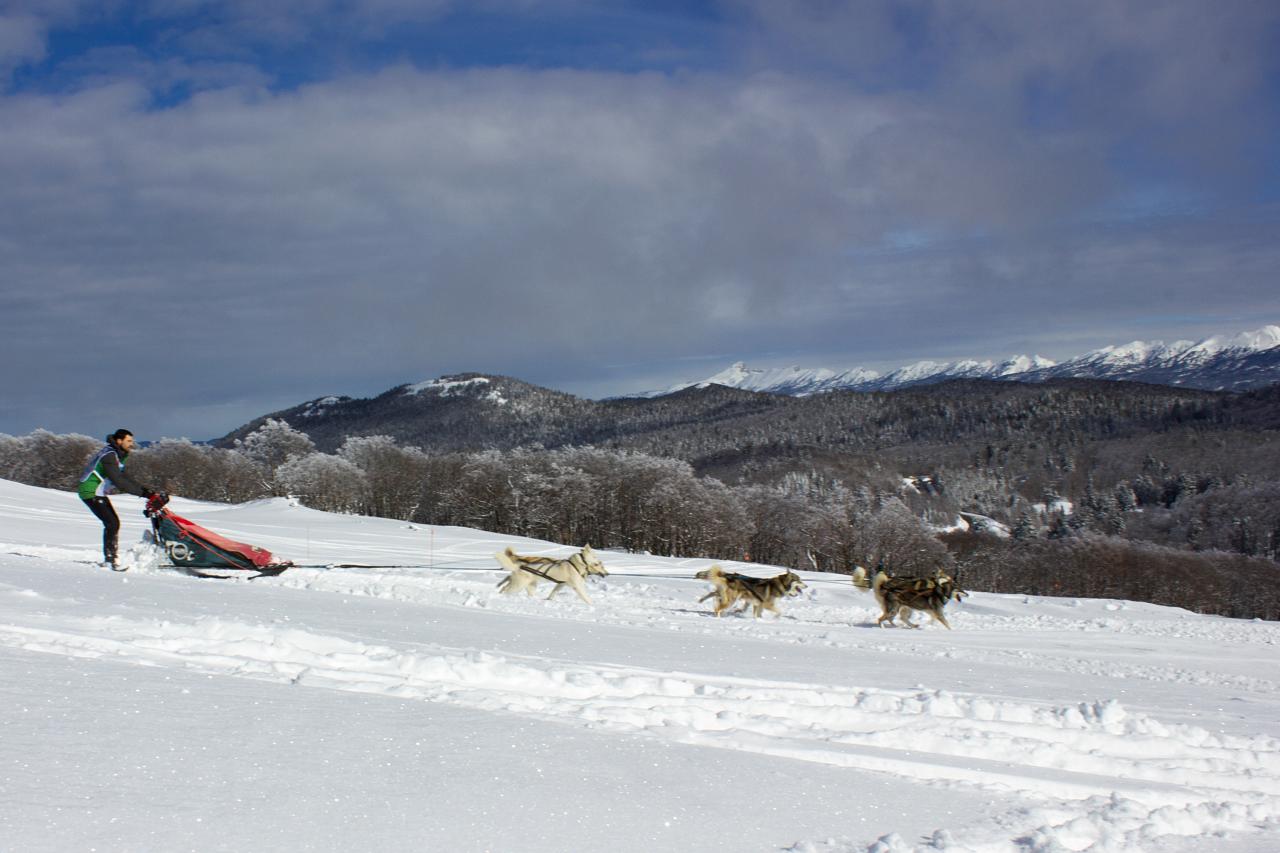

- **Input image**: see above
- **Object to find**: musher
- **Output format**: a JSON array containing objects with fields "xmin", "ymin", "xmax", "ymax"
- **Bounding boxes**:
[{"xmin": 78, "ymin": 429, "xmax": 164, "ymax": 569}]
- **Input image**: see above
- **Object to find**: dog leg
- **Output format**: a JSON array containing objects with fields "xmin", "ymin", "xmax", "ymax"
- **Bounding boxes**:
[
  {"xmin": 498, "ymin": 572, "xmax": 529, "ymax": 596},
  {"xmin": 503, "ymin": 570, "xmax": 534, "ymax": 597},
  {"xmin": 567, "ymin": 573, "xmax": 593, "ymax": 605}
]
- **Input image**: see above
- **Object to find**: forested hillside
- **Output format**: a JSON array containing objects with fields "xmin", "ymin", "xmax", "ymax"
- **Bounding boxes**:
[{"xmin": 6, "ymin": 378, "xmax": 1279, "ymax": 618}]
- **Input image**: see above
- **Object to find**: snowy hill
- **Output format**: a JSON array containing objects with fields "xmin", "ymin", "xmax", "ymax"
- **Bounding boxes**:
[
  {"xmin": 219, "ymin": 372, "xmax": 600, "ymax": 453},
  {"xmin": 650, "ymin": 324, "xmax": 1280, "ymax": 396},
  {"xmin": 2, "ymin": 478, "xmax": 1278, "ymax": 852}
]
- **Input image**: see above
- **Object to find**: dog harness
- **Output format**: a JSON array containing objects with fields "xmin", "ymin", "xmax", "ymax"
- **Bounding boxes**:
[{"xmin": 516, "ymin": 552, "xmax": 590, "ymax": 583}]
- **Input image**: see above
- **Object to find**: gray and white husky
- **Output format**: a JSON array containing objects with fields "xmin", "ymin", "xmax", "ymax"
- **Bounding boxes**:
[{"xmin": 852, "ymin": 565, "xmax": 967, "ymax": 629}]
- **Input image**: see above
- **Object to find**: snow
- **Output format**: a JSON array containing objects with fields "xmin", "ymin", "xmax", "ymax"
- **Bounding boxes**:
[
  {"xmin": 404, "ymin": 376, "xmax": 492, "ymax": 394},
  {"xmin": 1089, "ymin": 340, "xmax": 1165, "ymax": 363},
  {"xmin": 2, "ymin": 478, "xmax": 1279, "ymax": 852},
  {"xmin": 402, "ymin": 376, "xmax": 508, "ymax": 405},
  {"xmin": 998, "ymin": 354, "xmax": 1056, "ymax": 375},
  {"xmin": 1076, "ymin": 326, "xmax": 1280, "ymax": 370},
  {"xmin": 883, "ymin": 360, "xmax": 951, "ymax": 383},
  {"xmin": 657, "ymin": 354, "xmax": 1060, "ymax": 396},
  {"xmin": 297, "ymin": 395, "xmax": 347, "ymax": 418},
  {"xmin": 664, "ymin": 363, "xmax": 880, "ymax": 396},
  {"xmin": 1031, "ymin": 499, "xmax": 1075, "ymax": 516},
  {"xmin": 956, "ymin": 512, "xmax": 1013, "ymax": 538},
  {"xmin": 1185, "ymin": 326, "xmax": 1280, "ymax": 358},
  {"xmin": 640, "ymin": 323, "xmax": 1280, "ymax": 397}
]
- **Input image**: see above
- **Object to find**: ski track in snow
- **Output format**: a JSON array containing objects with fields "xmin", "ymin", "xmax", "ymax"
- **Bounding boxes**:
[
  {"xmin": 787, "ymin": 794, "xmax": 1280, "ymax": 853},
  {"xmin": 253, "ymin": 565, "xmax": 1280, "ymax": 696},
  {"xmin": 2, "ymin": 613, "xmax": 1278, "ymax": 789}
]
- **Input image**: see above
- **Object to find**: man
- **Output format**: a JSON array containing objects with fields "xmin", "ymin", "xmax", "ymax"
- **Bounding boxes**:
[{"xmin": 78, "ymin": 429, "xmax": 163, "ymax": 569}]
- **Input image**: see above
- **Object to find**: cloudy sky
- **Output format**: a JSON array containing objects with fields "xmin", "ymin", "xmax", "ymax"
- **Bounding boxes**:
[{"xmin": 2, "ymin": 0, "xmax": 1278, "ymax": 439}]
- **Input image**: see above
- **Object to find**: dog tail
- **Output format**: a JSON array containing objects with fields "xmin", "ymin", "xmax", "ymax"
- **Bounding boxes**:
[
  {"xmin": 695, "ymin": 565, "xmax": 725, "ymax": 582},
  {"xmin": 850, "ymin": 566, "xmax": 871, "ymax": 590},
  {"xmin": 871, "ymin": 570, "xmax": 890, "ymax": 595},
  {"xmin": 494, "ymin": 547, "xmax": 521, "ymax": 574}
]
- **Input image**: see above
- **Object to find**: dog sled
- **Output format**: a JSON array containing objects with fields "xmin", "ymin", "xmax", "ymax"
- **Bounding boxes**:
[{"xmin": 144, "ymin": 494, "xmax": 292, "ymax": 578}]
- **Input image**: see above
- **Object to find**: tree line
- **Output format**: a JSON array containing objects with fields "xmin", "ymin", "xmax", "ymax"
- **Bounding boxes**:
[
  {"xmin": 0, "ymin": 421, "xmax": 947, "ymax": 577},
  {"xmin": 3, "ymin": 410, "xmax": 1278, "ymax": 619}
]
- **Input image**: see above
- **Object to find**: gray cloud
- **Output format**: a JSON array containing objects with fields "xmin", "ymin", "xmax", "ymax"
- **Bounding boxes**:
[
  {"xmin": 1, "ymin": 2, "xmax": 1278, "ymax": 437},
  {"xmin": 0, "ymin": 11, "xmax": 46, "ymax": 74}
]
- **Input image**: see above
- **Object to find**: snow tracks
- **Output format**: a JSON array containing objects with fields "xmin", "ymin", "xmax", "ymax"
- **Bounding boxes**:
[{"xmin": 2, "ymin": 613, "xmax": 1278, "ymax": 851}]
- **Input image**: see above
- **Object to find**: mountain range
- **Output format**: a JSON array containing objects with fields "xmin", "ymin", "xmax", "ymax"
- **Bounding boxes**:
[
  {"xmin": 218, "ymin": 324, "xmax": 1280, "ymax": 456},
  {"xmin": 647, "ymin": 325, "xmax": 1280, "ymax": 396}
]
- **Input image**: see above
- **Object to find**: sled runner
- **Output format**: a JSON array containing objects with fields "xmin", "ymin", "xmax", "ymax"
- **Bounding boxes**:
[{"xmin": 144, "ymin": 494, "xmax": 292, "ymax": 577}]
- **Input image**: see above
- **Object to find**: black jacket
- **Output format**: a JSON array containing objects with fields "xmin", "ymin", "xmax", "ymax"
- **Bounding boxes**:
[{"xmin": 101, "ymin": 448, "xmax": 153, "ymax": 498}]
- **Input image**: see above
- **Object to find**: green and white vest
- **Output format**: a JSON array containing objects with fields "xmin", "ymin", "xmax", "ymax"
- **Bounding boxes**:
[{"xmin": 78, "ymin": 446, "xmax": 123, "ymax": 500}]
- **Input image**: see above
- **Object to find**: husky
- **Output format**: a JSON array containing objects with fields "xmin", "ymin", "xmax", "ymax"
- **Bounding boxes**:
[
  {"xmin": 695, "ymin": 565, "xmax": 807, "ymax": 618},
  {"xmin": 852, "ymin": 566, "xmax": 967, "ymax": 629},
  {"xmin": 494, "ymin": 545, "xmax": 608, "ymax": 605}
]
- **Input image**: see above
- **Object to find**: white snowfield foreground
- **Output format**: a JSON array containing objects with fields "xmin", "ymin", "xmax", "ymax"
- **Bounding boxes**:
[{"xmin": 1, "ymin": 479, "xmax": 1278, "ymax": 852}]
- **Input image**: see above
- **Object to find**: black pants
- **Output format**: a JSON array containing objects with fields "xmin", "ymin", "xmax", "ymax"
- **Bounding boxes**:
[{"xmin": 82, "ymin": 497, "xmax": 120, "ymax": 564}]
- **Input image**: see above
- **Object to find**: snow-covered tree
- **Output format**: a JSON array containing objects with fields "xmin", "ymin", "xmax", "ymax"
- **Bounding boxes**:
[
  {"xmin": 235, "ymin": 419, "xmax": 316, "ymax": 490},
  {"xmin": 275, "ymin": 453, "xmax": 366, "ymax": 514},
  {"xmin": 131, "ymin": 439, "xmax": 266, "ymax": 504},
  {"xmin": 0, "ymin": 429, "xmax": 99, "ymax": 490},
  {"xmin": 338, "ymin": 435, "xmax": 432, "ymax": 520}
]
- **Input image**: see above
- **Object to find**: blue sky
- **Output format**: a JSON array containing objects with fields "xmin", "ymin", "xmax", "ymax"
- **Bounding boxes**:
[{"xmin": 2, "ymin": 1, "xmax": 1279, "ymax": 438}]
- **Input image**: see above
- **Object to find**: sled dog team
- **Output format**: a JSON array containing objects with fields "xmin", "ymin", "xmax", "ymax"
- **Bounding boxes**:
[{"xmin": 494, "ymin": 545, "xmax": 968, "ymax": 628}]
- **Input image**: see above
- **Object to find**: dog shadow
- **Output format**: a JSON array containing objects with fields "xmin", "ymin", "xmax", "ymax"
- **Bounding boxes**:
[
  {"xmin": 669, "ymin": 606, "xmax": 804, "ymax": 622},
  {"xmin": 668, "ymin": 607, "xmax": 733, "ymax": 618}
]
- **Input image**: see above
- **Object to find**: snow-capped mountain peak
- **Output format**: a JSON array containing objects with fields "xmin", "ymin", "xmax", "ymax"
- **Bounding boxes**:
[
  {"xmin": 644, "ymin": 324, "xmax": 1280, "ymax": 397},
  {"xmin": 1186, "ymin": 325, "xmax": 1280, "ymax": 357},
  {"xmin": 888, "ymin": 360, "xmax": 955, "ymax": 382},
  {"xmin": 1090, "ymin": 340, "xmax": 1163, "ymax": 363},
  {"xmin": 997, "ymin": 355, "xmax": 1056, "ymax": 375},
  {"xmin": 662, "ymin": 362, "xmax": 879, "ymax": 396},
  {"xmin": 703, "ymin": 362, "xmax": 839, "ymax": 388}
]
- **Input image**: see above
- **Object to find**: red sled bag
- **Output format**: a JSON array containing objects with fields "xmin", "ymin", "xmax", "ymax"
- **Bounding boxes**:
[{"xmin": 145, "ymin": 494, "xmax": 291, "ymax": 576}]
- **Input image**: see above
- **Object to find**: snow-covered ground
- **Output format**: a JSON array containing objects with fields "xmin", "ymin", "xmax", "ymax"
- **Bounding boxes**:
[{"xmin": 1, "ymin": 478, "xmax": 1278, "ymax": 852}]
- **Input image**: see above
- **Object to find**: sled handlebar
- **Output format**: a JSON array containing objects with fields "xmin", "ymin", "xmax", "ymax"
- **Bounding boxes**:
[{"xmin": 144, "ymin": 493, "xmax": 171, "ymax": 517}]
